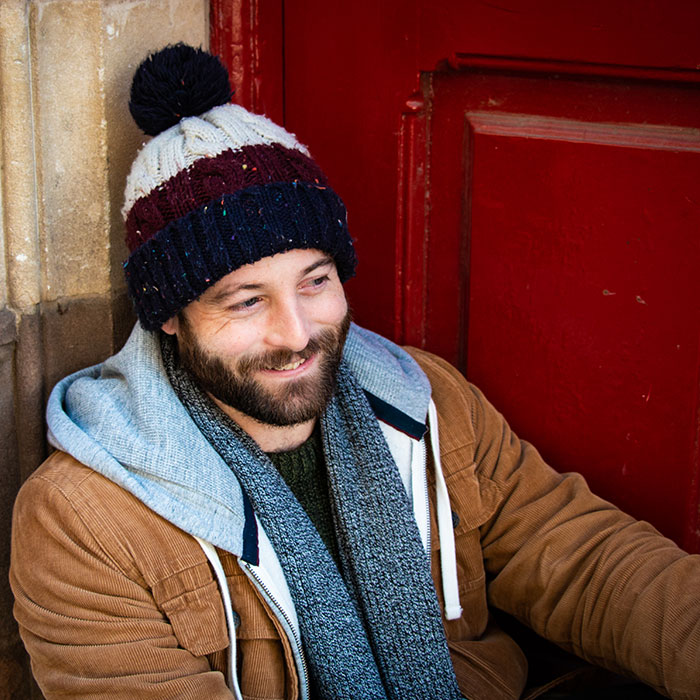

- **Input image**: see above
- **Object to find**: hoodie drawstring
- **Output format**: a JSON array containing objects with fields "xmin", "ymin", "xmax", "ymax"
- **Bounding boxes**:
[
  {"xmin": 195, "ymin": 537, "xmax": 243, "ymax": 700},
  {"xmin": 428, "ymin": 400, "xmax": 463, "ymax": 621}
]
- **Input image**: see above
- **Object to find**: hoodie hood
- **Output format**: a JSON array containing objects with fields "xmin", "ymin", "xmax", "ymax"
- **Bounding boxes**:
[{"xmin": 47, "ymin": 322, "xmax": 431, "ymax": 558}]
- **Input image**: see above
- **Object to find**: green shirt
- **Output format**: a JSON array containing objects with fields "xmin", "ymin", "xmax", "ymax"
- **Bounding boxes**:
[{"xmin": 267, "ymin": 429, "xmax": 340, "ymax": 567}]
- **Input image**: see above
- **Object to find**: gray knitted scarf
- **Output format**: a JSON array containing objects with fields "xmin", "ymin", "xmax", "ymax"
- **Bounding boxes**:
[{"xmin": 162, "ymin": 336, "xmax": 462, "ymax": 700}]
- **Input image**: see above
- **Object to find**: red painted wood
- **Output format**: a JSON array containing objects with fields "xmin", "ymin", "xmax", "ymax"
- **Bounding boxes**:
[
  {"xmin": 395, "ymin": 88, "xmax": 429, "ymax": 345},
  {"xmin": 448, "ymin": 54, "xmax": 700, "ymax": 84},
  {"xmin": 210, "ymin": 0, "xmax": 284, "ymax": 121},
  {"xmin": 213, "ymin": 1, "xmax": 700, "ymax": 550},
  {"xmin": 209, "ymin": 0, "xmax": 235, "ymax": 75},
  {"xmin": 424, "ymin": 68, "xmax": 700, "ymax": 549},
  {"xmin": 281, "ymin": 1, "xmax": 700, "ymax": 339}
]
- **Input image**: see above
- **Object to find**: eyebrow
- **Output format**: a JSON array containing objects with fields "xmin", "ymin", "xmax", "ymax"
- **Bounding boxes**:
[
  {"xmin": 204, "ymin": 254, "xmax": 335, "ymax": 306},
  {"xmin": 302, "ymin": 255, "xmax": 334, "ymax": 276}
]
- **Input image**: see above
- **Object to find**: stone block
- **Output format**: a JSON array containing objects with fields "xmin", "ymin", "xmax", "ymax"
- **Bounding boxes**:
[
  {"xmin": 111, "ymin": 288, "xmax": 136, "ymax": 352},
  {"xmin": 14, "ymin": 312, "xmax": 46, "ymax": 484},
  {"xmin": 30, "ymin": 1, "xmax": 111, "ymax": 301},
  {"xmin": 0, "ymin": 332, "xmax": 20, "ymax": 529},
  {"xmin": 41, "ymin": 296, "xmax": 115, "ymax": 397},
  {"xmin": 0, "ymin": 308, "xmax": 19, "ymax": 496},
  {"xmin": 0, "ymin": 308, "xmax": 35, "ymax": 700},
  {"xmin": 0, "ymin": 639, "xmax": 34, "ymax": 699},
  {"xmin": 0, "ymin": 1, "xmax": 41, "ymax": 313},
  {"xmin": 0, "ymin": 309, "xmax": 17, "ymax": 348}
]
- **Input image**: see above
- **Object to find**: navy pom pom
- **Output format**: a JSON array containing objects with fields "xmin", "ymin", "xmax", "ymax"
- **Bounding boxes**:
[{"xmin": 129, "ymin": 43, "xmax": 233, "ymax": 136}]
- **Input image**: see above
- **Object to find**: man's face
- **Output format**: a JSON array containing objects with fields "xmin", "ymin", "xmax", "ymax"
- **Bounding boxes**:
[{"xmin": 163, "ymin": 249, "xmax": 350, "ymax": 426}]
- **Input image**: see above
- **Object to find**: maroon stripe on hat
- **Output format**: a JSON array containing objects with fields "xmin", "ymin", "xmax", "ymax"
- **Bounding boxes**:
[{"xmin": 125, "ymin": 142, "xmax": 328, "ymax": 251}]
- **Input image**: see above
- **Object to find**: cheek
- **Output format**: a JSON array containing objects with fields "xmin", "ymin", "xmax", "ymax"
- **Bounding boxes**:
[
  {"xmin": 202, "ymin": 324, "xmax": 264, "ymax": 360},
  {"xmin": 318, "ymin": 287, "xmax": 349, "ymax": 325}
]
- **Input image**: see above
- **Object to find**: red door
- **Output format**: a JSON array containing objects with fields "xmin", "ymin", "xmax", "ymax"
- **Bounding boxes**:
[{"xmin": 212, "ymin": 1, "xmax": 700, "ymax": 552}]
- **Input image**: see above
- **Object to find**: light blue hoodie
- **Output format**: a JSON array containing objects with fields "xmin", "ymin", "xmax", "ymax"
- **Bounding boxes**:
[{"xmin": 46, "ymin": 322, "xmax": 432, "ymax": 559}]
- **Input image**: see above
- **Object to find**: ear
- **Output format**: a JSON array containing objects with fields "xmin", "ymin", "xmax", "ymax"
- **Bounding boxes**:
[{"xmin": 161, "ymin": 316, "xmax": 179, "ymax": 335}]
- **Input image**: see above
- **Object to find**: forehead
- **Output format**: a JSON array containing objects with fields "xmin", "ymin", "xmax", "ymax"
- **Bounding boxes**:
[{"xmin": 202, "ymin": 248, "xmax": 334, "ymax": 298}]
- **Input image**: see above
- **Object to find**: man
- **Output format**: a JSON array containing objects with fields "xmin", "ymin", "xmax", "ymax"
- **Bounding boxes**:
[{"xmin": 10, "ymin": 44, "xmax": 699, "ymax": 700}]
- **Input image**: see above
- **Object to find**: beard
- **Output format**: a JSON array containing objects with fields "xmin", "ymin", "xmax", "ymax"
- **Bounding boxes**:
[{"xmin": 177, "ymin": 311, "xmax": 351, "ymax": 427}]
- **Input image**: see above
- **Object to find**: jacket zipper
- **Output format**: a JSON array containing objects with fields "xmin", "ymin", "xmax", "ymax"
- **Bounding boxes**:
[
  {"xmin": 242, "ymin": 561, "xmax": 310, "ymax": 699},
  {"xmin": 421, "ymin": 437, "xmax": 431, "ymax": 552}
]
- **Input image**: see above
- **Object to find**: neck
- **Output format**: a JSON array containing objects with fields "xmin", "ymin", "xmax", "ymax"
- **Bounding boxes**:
[{"xmin": 209, "ymin": 394, "xmax": 316, "ymax": 452}]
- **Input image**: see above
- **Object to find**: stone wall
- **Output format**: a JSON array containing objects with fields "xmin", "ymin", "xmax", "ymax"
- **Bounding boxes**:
[{"xmin": 0, "ymin": 1, "xmax": 208, "ymax": 696}]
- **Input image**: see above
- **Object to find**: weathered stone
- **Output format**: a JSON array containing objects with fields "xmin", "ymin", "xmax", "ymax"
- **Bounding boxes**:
[
  {"xmin": 0, "ymin": 309, "xmax": 17, "ymax": 347},
  {"xmin": 0, "ymin": 320, "xmax": 19, "ymax": 497},
  {"xmin": 0, "ymin": 342, "xmax": 20, "ymax": 553},
  {"xmin": 0, "ymin": 314, "xmax": 34, "ymax": 700},
  {"xmin": 14, "ymin": 312, "xmax": 46, "ymax": 485},
  {"xmin": 30, "ymin": 1, "xmax": 112, "ymax": 301},
  {"xmin": 111, "ymin": 289, "xmax": 136, "ymax": 352},
  {"xmin": 0, "ymin": 1, "xmax": 41, "ymax": 314},
  {"xmin": 0, "ymin": 640, "xmax": 34, "ymax": 699},
  {"xmin": 41, "ymin": 296, "xmax": 115, "ymax": 396},
  {"xmin": 103, "ymin": 0, "xmax": 209, "ymax": 299}
]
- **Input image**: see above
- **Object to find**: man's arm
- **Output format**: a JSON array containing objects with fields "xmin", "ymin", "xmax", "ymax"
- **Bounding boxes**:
[
  {"xmin": 415, "ymin": 348, "xmax": 699, "ymax": 700},
  {"xmin": 10, "ymin": 455, "xmax": 234, "ymax": 700},
  {"xmin": 468, "ymin": 379, "xmax": 699, "ymax": 699}
]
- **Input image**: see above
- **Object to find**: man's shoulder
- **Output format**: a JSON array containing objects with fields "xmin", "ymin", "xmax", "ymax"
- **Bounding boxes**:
[
  {"xmin": 403, "ymin": 346, "xmax": 480, "ymax": 449},
  {"xmin": 403, "ymin": 347, "xmax": 476, "ymax": 410},
  {"xmin": 15, "ymin": 451, "xmax": 173, "ymax": 545},
  {"xmin": 403, "ymin": 347, "xmax": 466, "ymax": 384},
  {"xmin": 20, "ymin": 450, "xmax": 119, "ymax": 503},
  {"xmin": 14, "ymin": 450, "xmax": 204, "ymax": 581}
]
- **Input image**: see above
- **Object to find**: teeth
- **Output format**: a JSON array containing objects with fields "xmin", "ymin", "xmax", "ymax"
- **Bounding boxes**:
[{"xmin": 271, "ymin": 359, "xmax": 304, "ymax": 371}]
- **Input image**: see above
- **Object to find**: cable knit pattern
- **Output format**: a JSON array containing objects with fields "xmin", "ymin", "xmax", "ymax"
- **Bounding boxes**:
[
  {"xmin": 121, "ymin": 104, "xmax": 356, "ymax": 330},
  {"xmin": 123, "ymin": 105, "xmax": 309, "ymax": 213}
]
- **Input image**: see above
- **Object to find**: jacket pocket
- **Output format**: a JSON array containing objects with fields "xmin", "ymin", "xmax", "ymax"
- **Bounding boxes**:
[{"xmin": 155, "ymin": 564, "xmax": 230, "ymax": 657}]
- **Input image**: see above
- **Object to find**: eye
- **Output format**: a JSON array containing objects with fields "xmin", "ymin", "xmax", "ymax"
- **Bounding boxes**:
[
  {"xmin": 303, "ymin": 275, "xmax": 329, "ymax": 291},
  {"xmin": 231, "ymin": 296, "xmax": 262, "ymax": 313}
]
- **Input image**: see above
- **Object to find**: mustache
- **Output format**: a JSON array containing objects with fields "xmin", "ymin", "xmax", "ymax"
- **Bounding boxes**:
[{"xmin": 235, "ymin": 326, "xmax": 342, "ymax": 374}]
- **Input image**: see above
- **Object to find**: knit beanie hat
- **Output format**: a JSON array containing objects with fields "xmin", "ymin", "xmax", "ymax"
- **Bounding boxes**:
[{"xmin": 122, "ymin": 44, "xmax": 356, "ymax": 330}]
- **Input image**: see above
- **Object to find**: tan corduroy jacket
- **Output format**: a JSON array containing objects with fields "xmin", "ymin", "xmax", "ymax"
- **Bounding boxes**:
[{"xmin": 10, "ymin": 349, "xmax": 700, "ymax": 700}]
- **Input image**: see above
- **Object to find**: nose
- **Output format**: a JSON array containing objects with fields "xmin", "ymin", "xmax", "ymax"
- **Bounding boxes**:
[{"xmin": 266, "ymin": 297, "xmax": 311, "ymax": 353}]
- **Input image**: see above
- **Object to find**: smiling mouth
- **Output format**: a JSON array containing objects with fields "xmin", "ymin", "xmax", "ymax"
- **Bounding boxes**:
[
  {"xmin": 269, "ymin": 358, "xmax": 305, "ymax": 371},
  {"xmin": 263, "ymin": 355, "xmax": 316, "ymax": 372}
]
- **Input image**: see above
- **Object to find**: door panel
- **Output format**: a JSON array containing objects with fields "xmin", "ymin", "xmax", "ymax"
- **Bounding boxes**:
[{"xmin": 423, "ymin": 66, "xmax": 700, "ymax": 547}]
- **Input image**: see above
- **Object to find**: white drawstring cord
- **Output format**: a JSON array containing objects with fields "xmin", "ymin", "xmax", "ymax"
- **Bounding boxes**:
[
  {"xmin": 194, "ymin": 537, "xmax": 244, "ymax": 700},
  {"xmin": 427, "ymin": 400, "xmax": 463, "ymax": 620}
]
